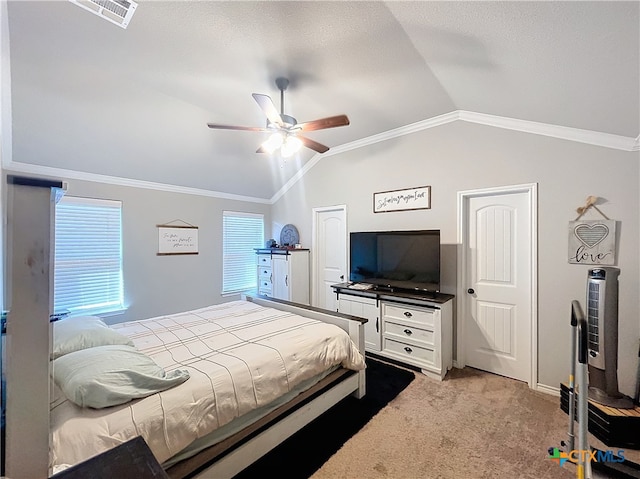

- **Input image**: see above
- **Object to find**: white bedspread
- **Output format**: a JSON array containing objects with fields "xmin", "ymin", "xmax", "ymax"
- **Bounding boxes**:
[{"xmin": 50, "ymin": 300, "xmax": 365, "ymax": 469}]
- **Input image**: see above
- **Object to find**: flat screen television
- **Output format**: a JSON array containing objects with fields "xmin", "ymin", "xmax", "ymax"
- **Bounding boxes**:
[{"xmin": 349, "ymin": 230, "xmax": 440, "ymax": 293}]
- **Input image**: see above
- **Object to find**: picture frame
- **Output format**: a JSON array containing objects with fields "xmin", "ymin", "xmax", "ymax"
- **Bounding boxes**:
[
  {"xmin": 568, "ymin": 219, "xmax": 616, "ymax": 265},
  {"xmin": 373, "ymin": 186, "xmax": 431, "ymax": 213},
  {"xmin": 157, "ymin": 225, "xmax": 199, "ymax": 255}
]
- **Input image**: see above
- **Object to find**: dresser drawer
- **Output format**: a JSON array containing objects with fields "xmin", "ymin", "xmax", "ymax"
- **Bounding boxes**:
[
  {"xmin": 382, "ymin": 303, "xmax": 436, "ymax": 328},
  {"xmin": 258, "ymin": 279, "xmax": 272, "ymax": 294},
  {"xmin": 258, "ymin": 267, "xmax": 272, "ymax": 281},
  {"xmin": 256, "ymin": 254, "xmax": 271, "ymax": 266},
  {"xmin": 383, "ymin": 338, "xmax": 436, "ymax": 368},
  {"xmin": 384, "ymin": 321, "xmax": 434, "ymax": 347}
]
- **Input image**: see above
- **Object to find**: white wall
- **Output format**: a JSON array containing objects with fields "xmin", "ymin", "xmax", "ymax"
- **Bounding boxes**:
[{"xmin": 271, "ymin": 120, "xmax": 640, "ymax": 395}]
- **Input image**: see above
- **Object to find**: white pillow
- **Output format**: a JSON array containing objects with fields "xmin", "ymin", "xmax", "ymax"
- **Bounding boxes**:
[
  {"xmin": 52, "ymin": 316, "xmax": 134, "ymax": 359},
  {"xmin": 53, "ymin": 344, "xmax": 190, "ymax": 409}
]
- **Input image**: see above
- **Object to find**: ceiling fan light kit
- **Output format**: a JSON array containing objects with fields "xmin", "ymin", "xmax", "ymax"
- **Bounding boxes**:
[
  {"xmin": 280, "ymin": 136, "xmax": 303, "ymax": 158},
  {"xmin": 262, "ymin": 133, "xmax": 284, "ymax": 154},
  {"xmin": 207, "ymin": 77, "xmax": 350, "ymax": 156}
]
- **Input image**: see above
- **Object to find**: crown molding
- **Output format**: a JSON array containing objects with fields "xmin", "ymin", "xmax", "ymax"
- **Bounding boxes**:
[
  {"xmin": 458, "ymin": 110, "xmax": 639, "ymax": 152},
  {"xmin": 2, "ymin": 160, "xmax": 271, "ymax": 204},
  {"xmin": 2, "ymin": 109, "xmax": 637, "ymax": 205},
  {"xmin": 270, "ymin": 111, "xmax": 461, "ymax": 203},
  {"xmin": 270, "ymin": 110, "xmax": 639, "ymax": 203}
]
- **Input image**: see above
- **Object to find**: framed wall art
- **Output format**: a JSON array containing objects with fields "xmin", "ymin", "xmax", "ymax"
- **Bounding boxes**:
[
  {"xmin": 373, "ymin": 186, "xmax": 431, "ymax": 213},
  {"xmin": 157, "ymin": 223, "xmax": 199, "ymax": 255},
  {"xmin": 568, "ymin": 219, "xmax": 616, "ymax": 265}
]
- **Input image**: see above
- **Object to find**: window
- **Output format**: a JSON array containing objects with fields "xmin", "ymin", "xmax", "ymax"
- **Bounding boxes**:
[
  {"xmin": 54, "ymin": 196, "xmax": 124, "ymax": 316},
  {"xmin": 222, "ymin": 211, "xmax": 264, "ymax": 294}
]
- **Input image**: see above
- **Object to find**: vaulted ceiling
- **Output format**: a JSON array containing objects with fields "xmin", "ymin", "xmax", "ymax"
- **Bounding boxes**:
[{"xmin": 4, "ymin": 1, "xmax": 639, "ymax": 201}]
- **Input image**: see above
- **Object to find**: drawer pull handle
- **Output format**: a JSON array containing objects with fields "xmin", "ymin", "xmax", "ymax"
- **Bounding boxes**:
[
  {"xmin": 404, "ymin": 346, "xmax": 413, "ymax": 353},
  {"xmin": 404, "ymin": 311, "xmax": 412, "ymax": 318},
  {"xmin": 404, "ymin": 329, "xmax": 412, "ymax": 335}
]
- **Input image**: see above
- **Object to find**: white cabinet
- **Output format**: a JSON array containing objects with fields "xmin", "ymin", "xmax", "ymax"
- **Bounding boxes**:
[
  {"xmin": 256, "ymin": 250, "xmax": 310, "ymax": 305},
  {"xmin": 337, "ymin": 294, "xmax": 380, "ymax": 351},
  {"xmin": 333, "ymin": 285, "xmax": 453, "ymax": 380}
]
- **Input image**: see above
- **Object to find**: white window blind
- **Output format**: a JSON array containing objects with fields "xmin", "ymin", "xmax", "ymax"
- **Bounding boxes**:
[
  {"xmin": 222, "ymin": 211, "xmax": 264, "ymax": 294},
  {"xmin": 54, "ymin": 196, "xmax": 124, "ymax": 315}
]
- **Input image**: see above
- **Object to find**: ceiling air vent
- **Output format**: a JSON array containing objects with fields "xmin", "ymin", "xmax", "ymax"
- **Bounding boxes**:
[{"xmin": 69, "ymin": 0, "xmax": 138, "ymax": 29}]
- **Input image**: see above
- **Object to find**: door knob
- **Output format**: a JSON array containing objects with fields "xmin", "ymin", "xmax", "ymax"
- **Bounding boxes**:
[{"xmin": 467, "ymin": 288, "xmax": 475, "ymax": 294}]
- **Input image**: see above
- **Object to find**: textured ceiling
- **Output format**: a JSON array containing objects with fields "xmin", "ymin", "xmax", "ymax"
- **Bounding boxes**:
[{"xmin": 5, "ymin": 1, "xmax": 639, "ymax": 200}]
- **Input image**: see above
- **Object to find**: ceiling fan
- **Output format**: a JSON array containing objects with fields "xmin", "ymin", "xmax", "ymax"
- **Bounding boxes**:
[{"xmin": 207, "ymin": 77, "xmax": 350, "ymax": 156}]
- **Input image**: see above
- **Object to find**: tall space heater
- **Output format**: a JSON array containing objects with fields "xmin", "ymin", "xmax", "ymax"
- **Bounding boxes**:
[{"xmin": 586, "ymin": 267, "xmax": 633, "ymax": 408}]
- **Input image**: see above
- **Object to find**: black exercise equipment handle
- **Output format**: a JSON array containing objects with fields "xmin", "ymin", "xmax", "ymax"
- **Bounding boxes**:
[
  {"xmin": 570, "ymin": 299, "xmax": 581, "ymax": 327},
  {"xmin": 577, "ymin": 318, "xmax": 588, "ymax": 365}
]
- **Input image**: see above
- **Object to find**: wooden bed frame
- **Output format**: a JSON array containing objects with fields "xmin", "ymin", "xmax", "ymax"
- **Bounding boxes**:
[{"xmin": 163, "ymin": 294, "xmax": 367, "ymax": 479}]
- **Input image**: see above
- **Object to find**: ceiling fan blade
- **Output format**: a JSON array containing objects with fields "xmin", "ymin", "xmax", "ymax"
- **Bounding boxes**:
[
  {"xmin": 207, "ymin": 123, "xmax": 270, "ymax": 132},
  {"xmin": 297, "ymin": 115, "xmax": 350, "ymax": 132},
  {"xmin": 252, "ymin": 93, "xmax": 284, "ymax": 127},
  {"xmin": 299, "ymin": 135, "xmax": 330, "ymax": 154}
]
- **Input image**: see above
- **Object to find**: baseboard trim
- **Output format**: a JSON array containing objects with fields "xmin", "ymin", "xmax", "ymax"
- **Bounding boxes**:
[
  {"xmin": 451, "ymin": 361, "xmax": 560, "ymax": 397},
  {"xmin": 536, "ymin": 383, "xmax": 560, "ymax": 396}
]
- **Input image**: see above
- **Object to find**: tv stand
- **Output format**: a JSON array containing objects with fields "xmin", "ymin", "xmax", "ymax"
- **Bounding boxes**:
[{"xmin": 331, "ymin": 283, "xmax": 454, "ymax": 380}]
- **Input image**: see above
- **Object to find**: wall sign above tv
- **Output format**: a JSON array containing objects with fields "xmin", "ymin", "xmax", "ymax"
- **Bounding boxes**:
[{"xmin": 373, "ymin": 185, "xmax": 431, "ymax": 213}]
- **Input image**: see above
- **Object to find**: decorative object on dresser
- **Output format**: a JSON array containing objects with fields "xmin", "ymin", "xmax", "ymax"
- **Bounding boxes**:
[
  {"xmin": 256, "ymin": 248, "xmax": 310, "ymax": 305},
  {"xmin": 280, "ymin": 223, "xmax": 300, "ymax": 247},
  {"xmin": 333, "ymin": 284, "xmax": 454, "ymax": 381}
]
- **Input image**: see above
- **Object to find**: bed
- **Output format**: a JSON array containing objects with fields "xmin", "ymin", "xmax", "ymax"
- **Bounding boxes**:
[{"xmin": 49, "ymin": 294, "xmax": 367, "ymax": 478}]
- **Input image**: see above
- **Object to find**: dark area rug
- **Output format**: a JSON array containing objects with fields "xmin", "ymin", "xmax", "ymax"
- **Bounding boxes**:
[{"xmin": 234, "ymin": 356, "xmax": 415, "ymax": 479}]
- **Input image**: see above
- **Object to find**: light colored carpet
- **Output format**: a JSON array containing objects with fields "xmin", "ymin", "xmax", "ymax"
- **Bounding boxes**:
[{"xmin": 312, "ymin": 362, "xmax": 581, "ymax": 479}]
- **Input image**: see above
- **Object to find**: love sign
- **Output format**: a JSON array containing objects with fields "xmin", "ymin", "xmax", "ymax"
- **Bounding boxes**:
[{"xmin": 568, "ymin": 219, "xmax": 616, "ymax": 265}]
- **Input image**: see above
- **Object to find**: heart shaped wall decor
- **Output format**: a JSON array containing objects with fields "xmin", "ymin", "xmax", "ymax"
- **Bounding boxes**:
[{"xmin": 574, "ymin": 223, "xmax": 609, "ymax": 248}]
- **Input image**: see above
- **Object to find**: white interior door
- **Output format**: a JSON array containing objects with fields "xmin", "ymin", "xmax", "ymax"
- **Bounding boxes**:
[
  {"xmin": 460, "ymin": 186, "xmax": 536, "ymax": 384},
  {"xmin": 312, "ymin": 206, "xmax": 347, "ymax": 310}
]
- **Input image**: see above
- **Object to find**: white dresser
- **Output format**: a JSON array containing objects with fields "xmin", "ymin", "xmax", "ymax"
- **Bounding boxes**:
[
  {"xmin": 256, "ymin": 249, "xmax": 310, "ymax": 305},
  {"xmin": 333, "ymin": 284, "xmax": 454, "ymax": 380}
]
